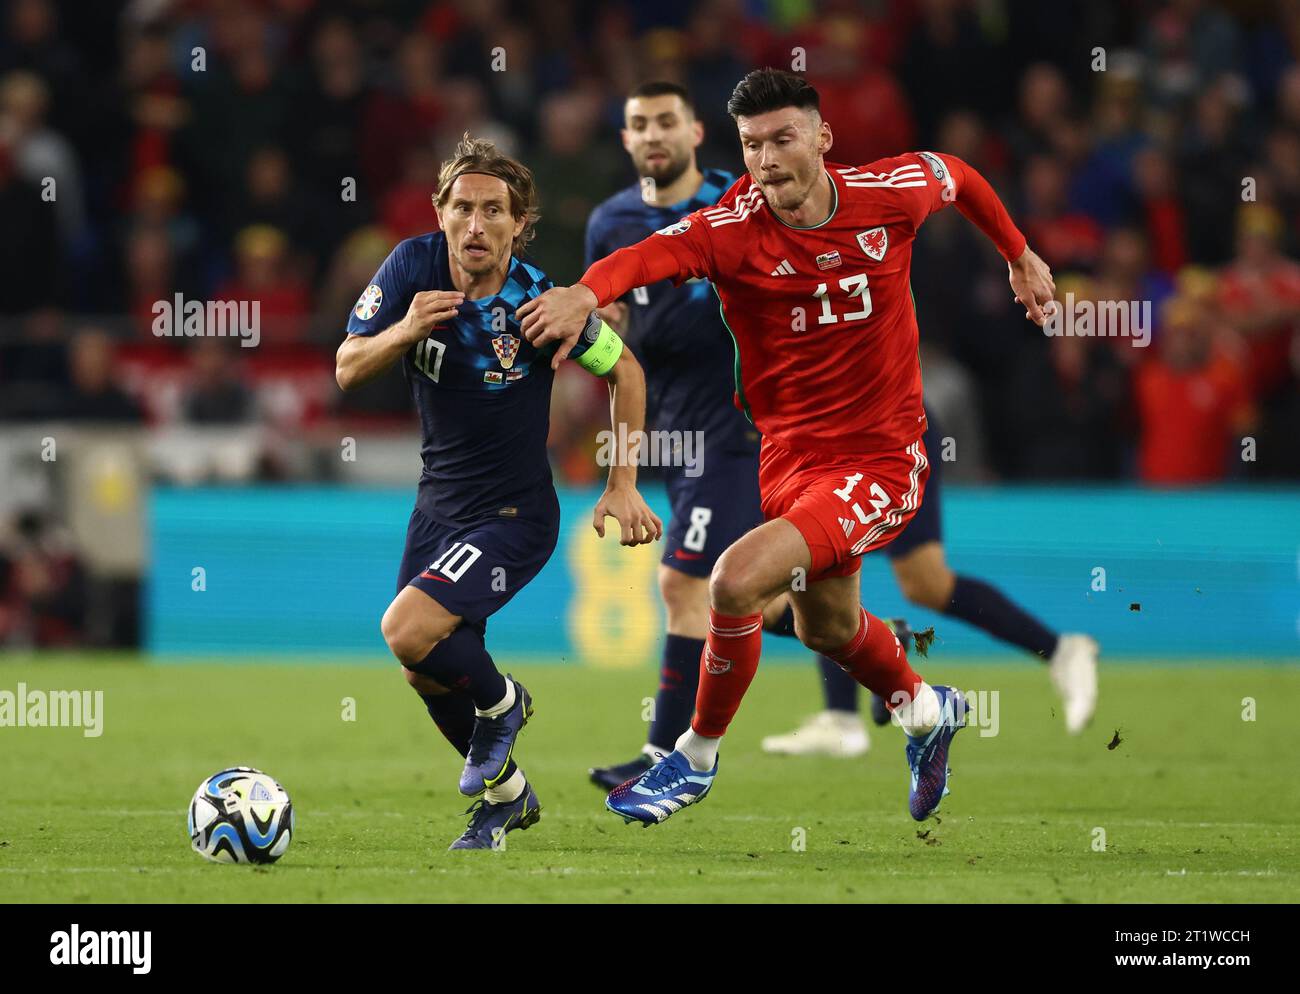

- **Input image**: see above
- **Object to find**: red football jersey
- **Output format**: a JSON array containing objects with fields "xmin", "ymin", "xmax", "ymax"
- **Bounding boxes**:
[{"xmin": 581, "ymin": 152, "xmax": 1026, "ymax": 456}]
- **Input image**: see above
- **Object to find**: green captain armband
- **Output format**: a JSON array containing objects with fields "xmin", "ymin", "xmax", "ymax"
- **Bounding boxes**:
[{"xmin": 573, "ymin": 314, "xmax": 624, "ymax": 376}]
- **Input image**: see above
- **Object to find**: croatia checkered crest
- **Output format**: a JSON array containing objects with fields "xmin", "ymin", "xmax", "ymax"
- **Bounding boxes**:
[{"xmin": 491, "ymin": 334, "xmax": 521, "ymax": 369}]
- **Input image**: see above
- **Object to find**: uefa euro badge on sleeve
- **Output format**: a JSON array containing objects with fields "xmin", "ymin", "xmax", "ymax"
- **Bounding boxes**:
[
  {"xmin": 491, "ymin": 334, "xmax": 521, "ymax": 369},
  {"xmin": 354, "ymin": 283, "xmax": 383, "ymax": 320}
]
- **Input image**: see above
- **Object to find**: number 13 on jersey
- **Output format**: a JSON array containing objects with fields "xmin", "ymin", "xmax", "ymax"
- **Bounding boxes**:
[{"xmin": 812, "ymin": 273, "xmax": 872, "ymax": 327}]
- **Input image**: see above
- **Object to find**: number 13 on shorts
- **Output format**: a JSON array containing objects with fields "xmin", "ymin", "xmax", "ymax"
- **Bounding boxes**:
[{"xmin": 833, "ymin": 472, "xmax": 891, "ymax": 527}]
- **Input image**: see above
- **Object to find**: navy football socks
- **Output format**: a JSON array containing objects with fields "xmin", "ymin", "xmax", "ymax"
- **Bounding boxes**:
[
  {"xmin": 947, "ymin": 574, "xmax": 1058, "ymax": 660},
  {"xmin": 817, "ymin": 653, "xmax": 860, "ymax": 712},
  {"xmin": 409, "ymin": 624, "xmax": 509, "ymax": 710},
  {"xmin": 420, "ymin": 689, "xmax": 474, "ymax": 755},
  {"xmin": 648, "ymin": 634, "xmax": 703, "ymax": 752}
]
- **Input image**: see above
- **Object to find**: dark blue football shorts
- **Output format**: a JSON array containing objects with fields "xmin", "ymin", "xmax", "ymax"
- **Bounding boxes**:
[
  {"xmin": 661, "ymin": 443, "xmax": 765, "ymax": 579},
  {"xmin": 396, "ymin": 490, "xmax": 560, "ymax": 629}
]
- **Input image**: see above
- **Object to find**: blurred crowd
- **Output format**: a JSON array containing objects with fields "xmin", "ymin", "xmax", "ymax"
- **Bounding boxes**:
[
  {"xmin": 0, "ymin": 507, "xmax": 86, "ymax": 647},
  {"xmin": 0, "ymin": 0, "xmax": 1298, "ymax": 490}
]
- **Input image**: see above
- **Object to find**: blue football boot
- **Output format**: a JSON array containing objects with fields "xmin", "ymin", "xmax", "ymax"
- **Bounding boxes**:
[
  {"xmin": 605, "ymin": 749, "xmax": 717, "ymax": 826},
  {"xmin": 905, "ymin": 686, "xmax": 968, "ymax": 821},
  {"xmin": 448, "ymin": 783, "xmax": 541, "ymax": 850},
  {"xmin": 459, "ymin": 676, "xmax": 533, "ymax": 797}
]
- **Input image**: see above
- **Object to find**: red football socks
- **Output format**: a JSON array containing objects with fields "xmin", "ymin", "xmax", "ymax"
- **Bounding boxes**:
[
  {"xmin": 826, "ymin": 608, "xmax": 923, "ymax": 706},
  {"xmin": 691, "ymin": 609, "xmax": 764, "ymax": 737}
]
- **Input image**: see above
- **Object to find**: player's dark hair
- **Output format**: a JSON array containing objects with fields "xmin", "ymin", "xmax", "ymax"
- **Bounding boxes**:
[
  {"xmin": 726, "ymin": 68, "xmax": 820, "ymax": 119},
  {"xmin": 434, "ymin": 133, "xmax": 540, "ymax": 253},
  {"xmin": 627, "ymin": 80, "xmax": 694, "ymax": 113}
]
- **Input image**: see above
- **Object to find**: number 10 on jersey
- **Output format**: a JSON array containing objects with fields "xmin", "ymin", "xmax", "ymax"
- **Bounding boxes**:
[{"xmin": 414, "ymin": 338, "xmax": 445, "ymax": 382}]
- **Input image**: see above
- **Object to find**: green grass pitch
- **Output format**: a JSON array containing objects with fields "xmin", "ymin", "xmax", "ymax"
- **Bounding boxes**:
[{"xmin": 1, "ymin": 655, "xmax": 1297, "ymax": 903}]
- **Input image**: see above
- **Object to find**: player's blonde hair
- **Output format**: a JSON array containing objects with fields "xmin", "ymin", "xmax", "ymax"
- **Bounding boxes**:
[{"xmin": 434, "ymin": 134, "xmax": 540, "ymax": 254}]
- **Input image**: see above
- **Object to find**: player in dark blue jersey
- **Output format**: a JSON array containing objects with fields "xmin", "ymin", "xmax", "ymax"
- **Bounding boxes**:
[
  {"xmin": 581, "ymin": 83, "xmax": 868, "ymax": 790},
  {"xmin": 336, "ymin": 137, "xmax": 661, "ymax": 850}
]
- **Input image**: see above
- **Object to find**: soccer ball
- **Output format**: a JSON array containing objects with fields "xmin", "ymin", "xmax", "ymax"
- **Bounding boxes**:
[{"xmin": 188, "ymin": 767, "xmax": 294, "ymax": 864}]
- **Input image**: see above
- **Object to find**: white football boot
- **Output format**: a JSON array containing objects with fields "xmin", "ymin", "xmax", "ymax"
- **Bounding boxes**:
[
  {"xmin": 1049, "ymin": 634, "xmax": 1099, "ymax": 734},
  {"xmin": 761, "ymin": 710, "xmax": 870, "ymax": 758}
]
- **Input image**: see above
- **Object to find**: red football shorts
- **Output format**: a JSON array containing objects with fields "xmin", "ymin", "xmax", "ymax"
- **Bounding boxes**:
[{"xmin": 758, "ymin": 435, "xmax": 930, "ymax": 581}]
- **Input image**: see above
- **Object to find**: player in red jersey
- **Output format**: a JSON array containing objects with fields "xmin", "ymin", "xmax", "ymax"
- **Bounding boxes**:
[{"xmin": 518, "ymin": 69, "xmax": 1057, "ymax": 825}]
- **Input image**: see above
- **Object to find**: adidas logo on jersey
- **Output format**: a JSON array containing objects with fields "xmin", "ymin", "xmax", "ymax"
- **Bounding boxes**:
[
  {"xmin": 770, "ymin": 259, "xmax": 796, "ymax": 276},
  {"xmin": 838, "ymin": 517, "xmax": 855, "ymax": 537}
]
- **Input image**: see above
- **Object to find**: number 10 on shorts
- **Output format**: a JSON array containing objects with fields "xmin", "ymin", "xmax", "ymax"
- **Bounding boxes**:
[{"xmin": 426, "ymin": 542, "xmax": 482, "ymax": 582}]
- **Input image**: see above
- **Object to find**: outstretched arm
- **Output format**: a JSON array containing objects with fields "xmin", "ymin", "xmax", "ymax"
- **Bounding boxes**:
[
  {"xmin": 937, "ymin": 155, "xmax": 1056, "ymax": 326},
  {"xmin": 517, "ymin": 216, "xmax": 714, "ymax": 369}
]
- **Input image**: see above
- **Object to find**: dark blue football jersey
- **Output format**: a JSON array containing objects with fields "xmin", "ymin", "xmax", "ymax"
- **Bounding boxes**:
[
  {"xmin": 584, "ymin": 168, "xmax": 754, "ymax": 451},
  {"xmin": 346, "ymin": 231, "xmax": 595, "ymax": 523}
]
